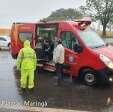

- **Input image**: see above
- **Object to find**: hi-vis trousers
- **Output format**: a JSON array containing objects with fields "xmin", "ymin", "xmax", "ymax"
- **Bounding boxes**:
[{"xmin": 20, "ymin": 69, "xmax": 34, "ymax": 89}]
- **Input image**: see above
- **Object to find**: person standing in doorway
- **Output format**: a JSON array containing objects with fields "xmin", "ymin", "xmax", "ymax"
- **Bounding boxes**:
[
  {"xmin": 35, "ymin": 35, "xmax": 44, "ymax": 62},
  {"xmin": 53, "ymin": 39, "xmax": 65, "ymax": 86},
  {"xmin": 16, "ymin": 40, "xmax": 37, "ymax": 91}
]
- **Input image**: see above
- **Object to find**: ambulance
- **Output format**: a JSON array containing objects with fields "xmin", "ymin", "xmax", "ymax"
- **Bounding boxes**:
[{"xmin": 10, "ymin": 18, "xmax": 113, "ymax": 86}]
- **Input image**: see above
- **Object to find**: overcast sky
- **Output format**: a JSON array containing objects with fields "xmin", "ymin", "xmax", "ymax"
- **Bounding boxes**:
[{"xmin": 0, "ymin": 0, "xmax": 85, "ymax": 28}]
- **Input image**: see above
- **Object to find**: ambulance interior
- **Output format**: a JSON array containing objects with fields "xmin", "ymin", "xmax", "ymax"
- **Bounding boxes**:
[{"xmin": 35, "ymin": 25, "xmax": 57, "ymax": 63}]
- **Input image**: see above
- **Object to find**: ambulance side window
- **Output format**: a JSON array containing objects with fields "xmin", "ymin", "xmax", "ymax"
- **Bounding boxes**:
[
  {"xmin": 60, "ymin": 31, "xmax": 79, "ymax": 50},
  {"xmin": 19, "ymin": 32, "xmax": 32, "ymax": 42}
]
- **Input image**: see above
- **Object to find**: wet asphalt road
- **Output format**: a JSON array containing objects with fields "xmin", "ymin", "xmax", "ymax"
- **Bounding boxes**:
[{"xmin": 1, "ymin": 51, "xmax": 113, "ymax": 112}]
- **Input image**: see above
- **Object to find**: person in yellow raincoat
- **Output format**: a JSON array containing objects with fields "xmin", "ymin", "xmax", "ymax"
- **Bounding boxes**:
[{"xmin": 16, "ymin": 40, "xmax": 37, "ymax": 90}]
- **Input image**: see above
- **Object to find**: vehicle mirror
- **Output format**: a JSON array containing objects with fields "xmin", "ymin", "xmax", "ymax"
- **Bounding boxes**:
[{"xmin": 73, "ymin": 44, "xmax": 83, "ymax": 53}]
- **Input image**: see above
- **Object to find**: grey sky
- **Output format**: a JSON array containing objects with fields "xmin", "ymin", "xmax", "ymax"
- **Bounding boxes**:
[{"xmin": 0, "ymin": 0, "xmax": 86, "ymax": 27}]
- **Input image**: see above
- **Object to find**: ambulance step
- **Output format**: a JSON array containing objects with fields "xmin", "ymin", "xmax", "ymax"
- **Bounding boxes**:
[
  {"xmin": 43, "ymin": 67, "xmax": 55, "ymax": 72},
  {"xmin": 43, "ymin": 64, "xmax": 55, "ymax": 72}
]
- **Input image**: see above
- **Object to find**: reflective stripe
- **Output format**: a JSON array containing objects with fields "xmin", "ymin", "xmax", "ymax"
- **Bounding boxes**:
[{"xmin": 21, "ymin": 50, "xmax": 35, "ymax": 59}]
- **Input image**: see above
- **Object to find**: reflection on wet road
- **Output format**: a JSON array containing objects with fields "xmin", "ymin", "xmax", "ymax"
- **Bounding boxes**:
[{"xmin": 1, "ymin": 51, "xmax": 113, "ymax": 112}]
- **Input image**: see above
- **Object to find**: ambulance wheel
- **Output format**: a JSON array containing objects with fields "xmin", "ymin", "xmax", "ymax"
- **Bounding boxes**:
[
  {"xmin": 8, "ymin": 43, "xmax": 11, "ymax": 49},
  {"xmin": 81, "ymin": 69, "xmax": 98, "ymax": 86},
  {"xmin": 8, "ymin": 43, "xmax": 11, "ymax": 48},
  {"xmin": 11, "ymin": 53, "xmax": 17, "ymax": 59}
]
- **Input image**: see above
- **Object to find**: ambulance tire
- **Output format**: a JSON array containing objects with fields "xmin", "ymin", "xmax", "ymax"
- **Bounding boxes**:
[
  {"xmin": 8, "ymin": 43, "xmax": 11, "ymax": 49},
  {"xmin": 11, "ymin": 53, "xmax": 17, "ymax": 59},
  {"xmin": 81, "ymin": 69, "xmax": 98, "ymax": 86}
]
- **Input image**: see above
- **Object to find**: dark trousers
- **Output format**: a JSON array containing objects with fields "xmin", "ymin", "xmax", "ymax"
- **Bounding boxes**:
[{"xmin": 55, "ymin": 63, "xmax": 64, "ymax": 84}]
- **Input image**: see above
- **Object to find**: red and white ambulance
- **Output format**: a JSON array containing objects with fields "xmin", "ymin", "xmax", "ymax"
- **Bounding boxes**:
[{"xmin": 10, "ymin": 19, "xmax": 113, "ymax": 86}]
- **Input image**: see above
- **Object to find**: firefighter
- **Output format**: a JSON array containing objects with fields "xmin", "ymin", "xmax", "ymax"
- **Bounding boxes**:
[
  {"xmin": 53, "ymin": 39, "xmax": 65, "ymax": 86},
  {"xmin": 16, "ymin": 40, "xmax": 37, "ymax": 90}
]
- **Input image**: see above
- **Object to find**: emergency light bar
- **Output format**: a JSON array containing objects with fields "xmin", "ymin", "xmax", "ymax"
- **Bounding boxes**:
[{"xmin": 75, "ymin": 17, "xmax": 92, "ymax": 30}]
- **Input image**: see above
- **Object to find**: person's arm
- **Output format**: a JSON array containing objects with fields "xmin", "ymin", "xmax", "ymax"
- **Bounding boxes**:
[
  {"xmin": 16, "ymin": 49, "xmax": 23, "ymax": 70},
  {"xmin": 53, "ymin": 46, "xmax": 60, "ymax": 63},
  {"xmin": 53, "ymin": 48, "xmax": 57, "ymax": 63}
]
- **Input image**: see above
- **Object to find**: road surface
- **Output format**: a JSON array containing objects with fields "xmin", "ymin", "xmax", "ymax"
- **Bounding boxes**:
[{"xmin": 1, "ymin": 51, "xmax": 113, "ymax": 112}]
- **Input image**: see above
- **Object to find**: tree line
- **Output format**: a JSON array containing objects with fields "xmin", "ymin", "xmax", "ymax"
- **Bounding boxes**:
[{"xmin": 41, "ymin": 0, "xmax": 113, "ymax": 36}]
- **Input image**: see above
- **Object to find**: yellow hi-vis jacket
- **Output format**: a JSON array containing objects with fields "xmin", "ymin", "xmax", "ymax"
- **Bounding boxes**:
[{"xmin": 16, "ymin": 40, "xmax": 37, "ymax": 70}]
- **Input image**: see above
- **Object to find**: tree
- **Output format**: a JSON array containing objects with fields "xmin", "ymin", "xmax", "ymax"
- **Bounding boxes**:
[
  {"xmin": 42, "ymin": 8, "xmax": 83, "ymax": 21},
  {"xmin": 78, "ymin": 6, "xmax": 89, "ymax": 16},
  {"xmin": 86, "ymin": 0, "xmax": 113, "ymax": 36}
]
